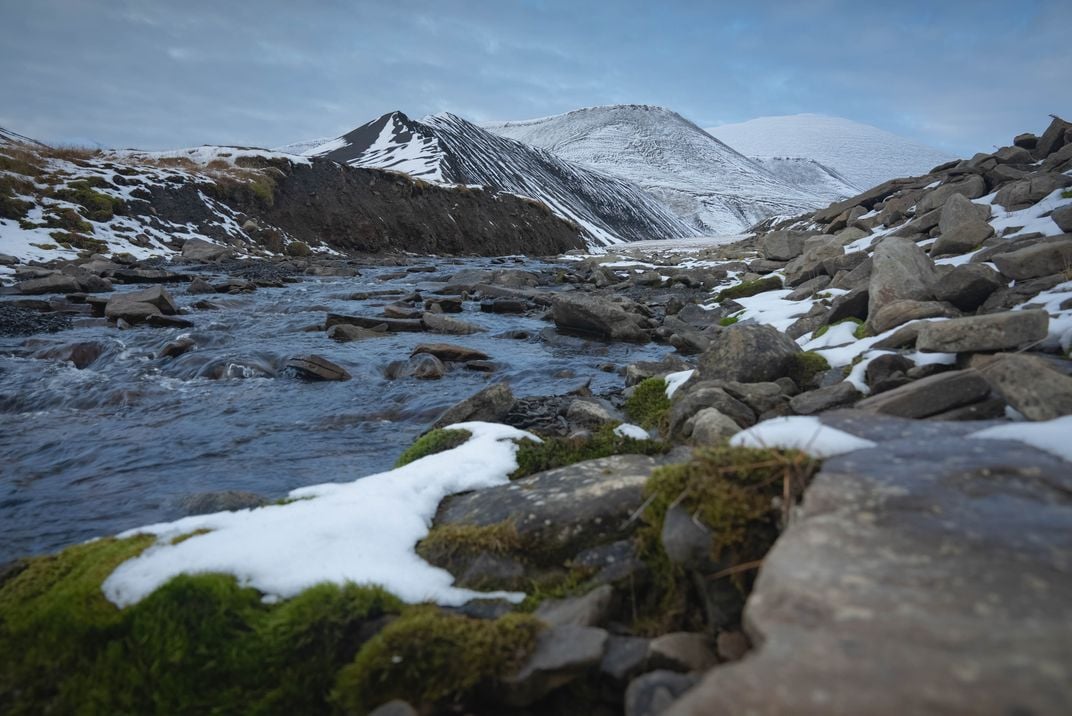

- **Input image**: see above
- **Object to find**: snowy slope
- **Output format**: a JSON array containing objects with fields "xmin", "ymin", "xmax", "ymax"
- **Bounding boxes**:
[
  {"xmin": 0, "ymin": 126, "xmax": 46, "ymax": 146},
  {"xmin": 484, "ymin": 105, "xmax": 839, "ymax": 234},
  {"xmin": 754, "ymin": 157, "xmax": 859, "ymax": 200},
  {"xmin": 707, "ymin": 114, "xmax": 956, "ymax": 192},
  {"xmin": 303, "ymin": 111, "xmax": 696, "ymax": 246}
]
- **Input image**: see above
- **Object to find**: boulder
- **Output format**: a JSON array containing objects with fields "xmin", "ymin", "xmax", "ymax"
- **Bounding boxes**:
[
  {"xmin": 993, "ymin": 145, "xmax": 1034, "ymax": 165},
  {"xmin": 626, "ymin": 671, "xmax": 698, "ymax": 716},
  {"xmin": 181, "ymin": 238, "xmax": 233, "ymax": 262},
  {"xmin": 648, "ymin": 632, "xmax": 718, "ymax": 673},
  {"xmin": 185, "ymin": 277, "xmax": 217, "ymax": 294},
  {"xmin": 757, "ymin": 230, "xmax": 808, "ymax": 261},
  {"xmin": 994, "ymin": 173, "xmax": 1072, "ymax": 211},
  {"xmin": 930, "ymin": 219, "xmax": 994, "ymax": 257},
  {"xmin": 421, "ymin": 312, "xmax": 485, "ymax": 335},
  {"xmin": 917, "ymin": 310, "xmax": 1048, "ymax": 353},
  {"xmin": 932, "ymin": 264, "xmax": 1004, "ymax": 312},
  {"xmin": 1013, "ymin": 132, "xmax": 1038, "ymax": 149},
  {"xmin": 565, "ymin": 398, "xmax": 617, "ymax": 429},
  {"xmin": 864, "ymin": 353, "xmax": 914, "ymax": 393},
  {"xmin": 855, "ymin": 370, "xmax": 990, "ymax": 418},
  {"xmin": 971, "ymin": 353, "xmax": 1072, "ymax": 420},
  {"xmin": 328, "ymin": 324, "xmax": 387, "ymax": 342},
  {"xmin": 867, "ymin": 237, "xmax": 937, "ymax": 324},
  {"xmin": 915, "ymin": 174, "xmax": 987, "ymax": 215},
  {"xmin": 1034, "ymin": 114, "xmax": 1072, "ymax": 158},
  {"xmin": 660, "ymin": 503, "xmax": 715, "ymax": 572},
  {"xmin": 104, "ymin": 300, "xmax": 160, "ymax": 324},
  {"xmin": 600, "ymin": 636, "xmax": 652, "ymax": 685},
  {"xmin": 109, "ymin": 286, "xmax": 178, "ymax": 315},
  {"xmin": 869, "ymin": 299, "xmax": 959, "ymax": 334},
  {"xmin": 534, "ymin": 585, "xmax": 615, "ymax": 628},
  {"xmin": 1052, "ymin": 204, "xmax": 1072, "ymax": 233},
  {"xmin": 432, "ymin": 383, "xmax": 514, "ymax": 428},
  {"xmin": 698, "ymin": 324, "xmax": 801, "ymax": 384},
  {"xmin": 992, "ymin": 237, "xmax": 1072, "ymax": 280},
  {"xmin": 386, "ymin": 353, "xmax": 445, "ymax": 380},
  {"xmin": 688, "ymin": 407, "xmax": 743, "ymax": 444},
  {"xmin": 669, "ymin": 383, "xmax": 756, "ymax": 439},
  {"xmin": 16, "ymin": 274, "xmax": 81, "ymax": 295},
  {"xmin": 326, "ymin": 313, "xmax": 423, "ymax": 332},
  {"xmin": 789, "ymin": 382, "xmax": 861, "ymax": 415},
  {"xmin": 663, "ymin": 412, "xmax": 1072, "ymax": 716},
  {"xmin": 286, "ymin": 355, "xmax": 351, "ymax": 381},
  {"xmin": 503, "ymin": 625, "xmax": 608, "ymax": 707},
  {"xmin": 410, "ymin": 343, "xmax": 489, "ymax": 363},
  {"xmin": 784, "ymin": 237, "xmax": 843, "ymax": 286},
  {"xmin": 551, "ymin": 294, "xmax": 650, "ymax": 342}
]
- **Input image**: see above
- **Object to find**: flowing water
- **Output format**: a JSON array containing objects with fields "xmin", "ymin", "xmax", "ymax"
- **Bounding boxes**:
[{"xmin": 0, "ymin": 258, "xmax": 670, "ymax": 564}]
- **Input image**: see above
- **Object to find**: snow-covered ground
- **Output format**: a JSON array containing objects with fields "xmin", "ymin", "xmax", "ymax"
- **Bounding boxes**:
[{"xmin": 707, "ymin": 113, "xmax": 956, "ymax": 192}]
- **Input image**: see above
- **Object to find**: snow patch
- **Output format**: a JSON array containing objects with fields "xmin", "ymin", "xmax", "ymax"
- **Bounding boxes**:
[
  {"xmin": 969, "ymin": 416, "xmax": 1072, "ymax": 463},
  {"xmin": 730, "ymin": 416, "xmax": 877, "ymax": 458}
]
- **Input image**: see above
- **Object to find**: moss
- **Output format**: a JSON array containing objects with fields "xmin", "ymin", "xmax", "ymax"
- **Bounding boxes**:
[
  {"xmin": 416, "ymin": 521, "xmax": 523, "ymax": 566},
  {"xmin": 632, "ymin": 446, "xmax": 820, "ymax": 633},
  {"xmin": 853, "ymin": 322, "xmax": 873, "ymax": 339},
  {"xmin": 716, "ymin": 275, "xmax": 782, "ymax": 302},
  {"xmin": 624, "ymin": 377, "xmax": 672, "ymax": 431},
  {"xmin": 787, "ymin": 351, "xmax": 830, "ymax": 388},
  {"xmin": 1062, "ymin": 189, "xmax": 1072, "ymax": 199},
  {"xmin": 170, "ymin": 528, "xmax": 212, "ymax": 545},
  {"xmin": 333, "ymin": 608, "xmax": 542, "ymax": 714},
  {"xmin": 718, "ymin": 315, "xmax": 740, "ymax": 326},
  {"xmin": 395, "ymin": 428, "xmax": 472, "ymax": 468},
  {"xmin": 812, "ymin": 317, "xmax": 863, "ymax": 339},
  {"xmin": 0, "ymin": 193, "xmax": 33, "ymax": 220},
  {"xmin": 44, "ymin": 207, "xmax": 93, "ymax": 233},
  {"xmin": 0, "ymin": 149, "xmax": 45, "ymax": 177},
  {"xmin": 52, "ymin": 180, "xmax": 124, "ymax": 222},
  {"xmin": 517, "ymin": 565, "xmax": 598, "ymax": 612},
  {"xmin": 285, "ymin": 240, "xmax": 311, "ymax": 257},
  {"xmin": 511, "ymin": 423, "xmax": 668, "ymax": 480},
  {"xmin": 50, "ymin": 231, "xmax": 108, "ymax": 254}
]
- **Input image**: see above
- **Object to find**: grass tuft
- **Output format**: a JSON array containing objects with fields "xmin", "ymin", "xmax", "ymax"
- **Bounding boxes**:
[
  {"xmin": 624, "ymin": 377, "xmax": 672, "ymax": 431},
  {"xmin": 395, "ymin": 428, "xmax": 472, "ymax": 468},
  {"xmin": 511, "ymin": 423, "xmax": 668, "ymax": 480}
]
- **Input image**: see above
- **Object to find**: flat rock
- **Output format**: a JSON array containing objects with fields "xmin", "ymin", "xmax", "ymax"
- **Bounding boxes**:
[
  {"xmin": 993, "ymin": 173, "xmax": 1072, "ymax": 211},
  {"xmin": 325, "ymin": 313, "xmax": 423, "ymax": 332},
  {"xmin": 930, "ymin": 219, "xmax": 993, "ymax": 257},
  {"xmin": 789, "ymin": 382, "xmax": 861, "ymax": 415},
  {"xmin": 534, "ymin": 585, "xmax": 615, "ymax": 628},
  {"xmin": 552, "ymin": 293, "xmax": 650, "ymax": 342},
  {"xmin": 648, "ymin": 632, "xmax": 718, "ymax": 673},
  {"xmin": 420, "ymin": 311, "xmax": 485, "ymax": 335},
  {"xmin": 916, "ymin": 310, "xmax": 1048, "ymax": 353},
  {"xmin": 502, "ymin": 625, "xmax": 608, "ymax": 707},
  {"xmin": 181, "ymin": 238, "xmax": 233, "ymax": 262},
  {"xmin": 757, "ymin": 230, "xmax": 808, "ymax": 261},
  {"xmin": 867, "ymin": 237, "xmax": 937, "ymax": 323},
  {"xmin": 104, "ymin": 300, "xmax": 160, "ymax": 324},
  {"xmin": 286, "ymin": 354, "xmax": 351, "ymax": 381},
  {"xmin": 626, "ymin": 671, "xmax": 698, "ymax": 716},
  {"xmin": 868, "ymin": 299, "xmax": 959, "ymax": 334},
  {"xmin": 855, "ymin": 370, "xmax": 990, "ymax": 418},
  {"xmin": 698, "ymin": 324, "xmax": 800, "ymax": 384},
  {"xmin": 971, "ymin": 353, "xmax": 1072, "ymax": 420},
  {"xmin": 664, "ymin": 412, "xmax": 1072, "ymax": 716},
  {"xmin": 16, "ymin": 274, "xmax": 82, "ymax": 295},
  {"xmin": 932, "ymin": 263, "xmax": 1004, "ymax": 312},
  {"xmin": 432, "ymin": 382, "xmax": 514, "ymax": 428},
  {"xmin": 327, "ymin": 324, "xmax": 387, "ymax": 342},
  {"xmin": 410, "ymin": 343, "xmax": 489, "ymax": 363},
  {"xmin": 107, "ymin": 286, "xmax": 178, "ymax": 315},
  {"xmin": 938, "ymin": 192, "xmax": 991, "ymax": 236},
  {"xmin": 992, "ymin": 237, "xmax": 1072, "ymax": 280}
]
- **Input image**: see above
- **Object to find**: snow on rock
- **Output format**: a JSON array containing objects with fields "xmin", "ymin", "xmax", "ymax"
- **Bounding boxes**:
[
  {"xmin": 969, "ymin": 416, "xmax": 1072, "ymax": 463},
  {"xmin": 102, "ymin": 422, "xmax": 536, "ymax": 608},
  {"xmin": 485, "ymin": 104, "xmax": 840, "ymax": 234},
  {"xmin": 298, "ymin": 110, "xmax": 695, "ymax": 248},
  {"xmin": 707, "ymin": 113, "xmax": 955, "ymax": 192},
  {"xmin": 664, "ymin": 369, "xmax": 695, "ymax": 398},
  {"xmin": 730, "ymin": 416, "xmax": 878, "ymax": 458},
  {"xmin": 614, "ymin": 423, "xmax": 651, "ymax": 440}
]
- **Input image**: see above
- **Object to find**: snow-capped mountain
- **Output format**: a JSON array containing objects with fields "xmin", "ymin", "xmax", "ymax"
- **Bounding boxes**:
[
  {"xmin": 484, "ymin": 104, "xmax": 844, "ymax": 234},
  {"xmin": 0, "ymin": 126, "xmax": 45, "ymax": 146},
  {"xmin": 301, "ymin": 111, "xmax": 696, "ymax": 246},
  {"xmin": 706, "ymin": 114, "xmax": 956, "ymax": 192},
  {"xmin": 753, "ymin": 157, "xmax": 860, "ymax": 200}
]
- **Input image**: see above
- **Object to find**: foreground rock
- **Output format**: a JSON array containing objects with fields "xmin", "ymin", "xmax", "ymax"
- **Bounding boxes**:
[
  {"xmin": 665, "ymin": 411, "xmax": 1072, "ymax": 716},
  {"xmin": 551, "ymin": 293, "xmax": 650, "ymax": 342},
  {"xmin": 916, "ymin": 310, "xmax": 1048, "ymax": 353},
  {"xmin": 286, "ymin": 354, "xmax": 351, "ymax": 381}
]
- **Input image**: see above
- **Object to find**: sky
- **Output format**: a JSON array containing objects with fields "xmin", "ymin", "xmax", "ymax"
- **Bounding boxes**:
[{"xmin": 0, "ymin": 0, "xmax": 1069, "ymax": 156}]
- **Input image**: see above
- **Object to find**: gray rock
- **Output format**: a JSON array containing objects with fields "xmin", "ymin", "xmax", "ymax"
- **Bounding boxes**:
[
  {"xmin": 917, "ymin": 310, "xmax": 1048, "ymax": 353},
  {"xmin": 566, "ymin": 398, "xmax": 618, "ymax": 429},
  {"xmin": 661, "ymin": 503, "xmax": 715, "ymax": 571},
  {"xmin": 286, "ymin": 354, "xmax": 351, "ymax": 381},
  {"xmin": 915, "ymin": 174, "xmax": 987, "ymax": 215},
  {"xmin": 624, "ymin": 355, "xmax": 691, "ymax": 386},
  {"xmin": 663, "ymin": 413, "xmax": 1072, "ymax": 716},
  {"xmin": 716, "ymin": 630, "xmax": 750, "ymax": 662},
  {"xmin": 1013, "ymin": 132, "xmax": 1038, "ymax": 150},
  {"xmin": 16, "ymin": 274, "xmax": 82, "ymax": 295},
  {"xmin": 891, "ymin": 207, "xmax": 941, "ymax": 237},
  {"xmin": 1034, "ymin": 115, "xmax": 1072, "ymax": 158},
  {"xmin": 932, "ymin": 263, "xmax": 1005, "ymax": 311},
  {"xmin": 1052, "ymin": 204, "xmax": 1072, "ymax": 233},
  {"xmin": 785, "ymin": 274, "xmax": 831, "ymax": 300},
  {"xmin": 784, "ymin": 237, "xmax": 843, "ymax": 286},
  {"xmin": 326, "ymin": 313, "xmax": 423, "ymax": 332},
  {"xmin": 534, "ymin": 584, "xmax": 615, "ymax": 628},
  {"xmin": 687, "ymin": 408, "xmax": 742, "ymax": 444},
  {"xmin": 825, "ymin": 286, "xmax": 869, "ymax": 324},
  {"xmin": 789, "ymin": 382, "xmax": 861, "ymax": 415},
  {"xmin": 868, "ymin": 299, "xmax": 959, "ymax": 334},
  {"xmin": 938, "ymin": 192, "xmax": 991, "ymax": 236},
  {"xmin": 992, "ymin": 236, "xmax": 1072, "ymax": 280},
  {"xmin": 757, "ymin": 230, "xmax": 808, "ymax": 261},
  {"xmin": 626, "ymin": 671, "xmax": 698, "ymax": 716},
  {"xmin": 420, "ymin": 311, "xmax": 485, "ymax": 335},
  {"xmin": 327, "ymin": 323, "xmax": 387, "ymax": 342},
  {"xmin": 503, "ymin": 625, "xmax": 608, "ymax": 706},
  {"xmin": 971, "ymin": 353, "xmax": 1072, "ymax": 420},
  {"xmin": 432, "ymin": 382, "xmax": 514, "ymax": 428},
  {"xmin": 993, "ymin": 145, "xmax": 1034, "ymax": 165},
  {"xmin": 181, "ymin": 237, "xmax": 233, "ymax": 261},
  {"xmin": 552, "ymin": 293, "xmax": 649, "ymax": 342},
  {"xmin": 386, "ymin": 353, "xmax": 445, "ymax": 380},
  {"xmin": 410, "ymin": 342, "xmax": 489, "ymax": 363},
  {"xmin": 930, "ymin": 219, "xmax": 994, "ymax": 257},
  {"xmin": 828, "ymin": 255, "xmax": 872, "ymax": 291},
  {"xmin": 600, "ymin": 635, "xmax": 651, "ymax": 684},
  {"xmin": 669, "ymin": 383, "xmax": 756, "ymax": 439},
  {"xmin": 863, "ymin": 353, "xmax": 914, "ymax": 393},
  {"xmin": 104, "ymin": 300, "xmax": 160, "ymax": 324},
  {"xmin": 185, "ymin": 277, "xmax": 217, "ymax": 294},
  {"xmin": 994, "ymin": 173, "xmax": 1072, "ymax": 211},
  {"xmin": 855, "ymin": 370, "xmax": 990, "ymax": 418},
  {"xmin": 180, "ymin": 490, "xmax": 267, "ymax": 515},
  {"xmin": 867, "ymin": 237, "xmax": 937, "ymax": 323},
  {"xmin": 108, "ymin": 286, "xmax": 178, "ymax": 315},
  {"xmin": 648, "ymin": 632, "xmax": 718, "ymax": 673},
  {"xmin": 433, "ymin": 454, "xmax": 666, "ymax": 560},
  {"xmin": 698, "ymin": 324, "xmax": 800, "ymax": 384}
]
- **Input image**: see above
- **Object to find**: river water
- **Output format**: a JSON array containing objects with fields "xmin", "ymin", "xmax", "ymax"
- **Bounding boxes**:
[{"xmin": 0, "ymin": 258, "xmax": 670, "ymax": 564}]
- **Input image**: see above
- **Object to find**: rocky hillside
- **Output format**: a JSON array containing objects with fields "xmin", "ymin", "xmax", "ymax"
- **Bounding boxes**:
[
  {"xmin": 0, "ymin": 132, "xmax": 583, "ymax": 265},
  {"xmin": 708, "ymin": 113, "xmax": 957, "ymax": 192},
  {"xmin": 485, "ymin": 104, "xmax": 850, "ymax": 233},
  {"xmin": 300, "ymin": 110, "xmax": 697, "ymax": 246}
]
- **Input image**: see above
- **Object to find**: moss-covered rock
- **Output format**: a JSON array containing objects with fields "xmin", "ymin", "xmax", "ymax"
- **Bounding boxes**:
[
  {"xmin": 715, "ymin": 276, "xmax": 783, "ymax": 302},
  {"xmin": 416, "ymin": 521, "xmax": 523, "ymax": 566},
  {"xmin": 333, "ymin": 607, "xmax": 542, "ymax": 714},
  {"xmin": 511, "ymin": 423, "xmax": 668, "ymax": 480},
  {"xmin": 787, "ymin": 351, "xmax": 831, "ymax": 389},
  {"xmin": 395, "ymin": 428, "xmax": 472, "ymax": 468},
  {"xmin": 623, "ymin": 376, "xmax": 672, "ymax": 431},
  {"xmin": 52, "ymin": 180, "xmax": 125, "ymax": 222}
]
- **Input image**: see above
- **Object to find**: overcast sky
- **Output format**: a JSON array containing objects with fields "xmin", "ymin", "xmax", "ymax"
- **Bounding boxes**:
[{"xmin": 1, "ymin": 0, "xmax": 1069, "ymax": 156}]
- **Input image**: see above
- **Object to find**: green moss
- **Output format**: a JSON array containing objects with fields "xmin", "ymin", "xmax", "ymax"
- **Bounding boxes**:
[
  {"xmin": 416, "ymin": 521, "xmax": 523, "ymax": 566},
  {"xmin": 511, "ymin": 423, "xmax": 668, "ymax": 480},
  {"xmin": 718, "ymin": 315, "xmax": 740, "ymax": 326},
  {"xmin": 787, "ymin": 351, "xmax": 830, "ymax": 388},
  {"xmin": 285, "ymin": 240, "xmax": 311, "ymax": 257},
  {"xmin": 0, "ymin": 150, "xmax": 45, "ymax": 177},
  {"xmin": 517, "ymin": 566, "xmax": 598, "ymax": 612},
  {"xmin": 853, "ymin": 322, "xmax": 873, "ymax": 339},
  {"xmin": 44, "ymin": 207, "xmax": 93, "ymax": 233},
  {"xmin": 395, "ymin": 428, "xmax": 472, "ymax": 468},
  {"xmin": 50, "ymin": 231, "xmax": 108, "ymax": 254},
  {"xmin": 0, "ymin": 193, "xmax": 32, "ymax": 220},
  {"xmin": 632, "ymin": 446, "xmax": 820, "ymax": 633},
  {"xmin": 624, "ymin": 377, "xmax": 672, "ymax": 431},
  {"xmin": 0, "ymin": 534, "xmax": 407, "ymax": 715},
  {"xmin": 333, "ymin": 608, "xmax": 542, "ymax": 714},
  {"xmin": 715, "ymin": 275, "xmax": 782, "ymax": 302},
  {"xmin": 52, "ymin": 180, "xmax": 124, "ymax": 222},
  {"xmin": 813, "ymin": 317, "xmax": 863, "ymax": 339},
  {"xmin": 169, "ymin": 528, "xmax": 212, "ymax": 545},
  {"xmin": 1062, "ymin": 189, "xmax": 1072, "ymax": 199}
]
